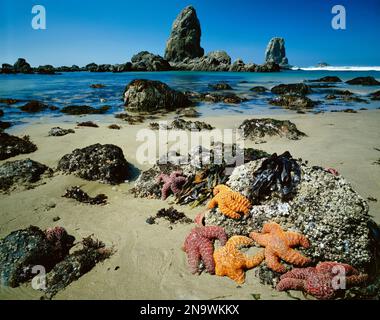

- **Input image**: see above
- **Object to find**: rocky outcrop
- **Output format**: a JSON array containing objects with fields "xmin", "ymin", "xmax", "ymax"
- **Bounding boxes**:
[
  {"xmin": 0, "ymin": 133, "xmax": 37, "ymax": 160},
  {"xmin": 0, "ymin": 159, "xmax": 52, "ymax": 192},
  {"xmin": 131, "ymin": 51, "xmax": 171, "ymax": 71},
  {"xmin": 238, "ymin": 119, "xmax": 306, "ymax": 141},
  {"xmin": 271, "ymin": 83, "xmax": 311, "ymax": 95},
  {"xmin": 57, "ymin": 143, "xmax": 130, "ymax": 184},
  {"xmin": 346, "ymin": 76, "xmax": 380, "ymax": 86},
  {"xmin": 269, "ymin": 94, "xmax": 316, "ymax": 110},
  {"xmin": 123, "ymin": 79, "xmax": 192, "ymax": 112},
  {"xmin": 308, "ymin": 76, "xmax": 342, "ymax": 83},
  {"xmin": 164, "ymin": 6, "xmax": 204, "ymax": 62},
  {"xmin": 36, "ymin": 65, "xmax": 57, "ymax": 75},
  {"xmin": 13, "ymin": 58, "xmax": 33, "ymax": 74},
  {"xmin": 171, "ymin": 51, "xmax": 231, "ymax": 71},
  {"xmin": 265, "ymin": 38, "xmax": 288, "ymax": 67}
]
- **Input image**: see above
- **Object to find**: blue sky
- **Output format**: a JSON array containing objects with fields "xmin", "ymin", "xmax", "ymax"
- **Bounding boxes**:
[{"xmin": 0, "ymin": 0, "xmax": 379, "ymax": 67}]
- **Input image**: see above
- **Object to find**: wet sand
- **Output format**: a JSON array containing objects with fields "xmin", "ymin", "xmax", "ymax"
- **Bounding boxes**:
[{"xmin": 0, "ymin": 109, "xmax": 380, "ymax": 300}]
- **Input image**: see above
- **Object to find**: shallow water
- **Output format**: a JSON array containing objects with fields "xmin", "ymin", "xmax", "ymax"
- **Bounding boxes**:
[{"xmin": 0, "ymin": 70, "xmax": 379, "ymax": 126}]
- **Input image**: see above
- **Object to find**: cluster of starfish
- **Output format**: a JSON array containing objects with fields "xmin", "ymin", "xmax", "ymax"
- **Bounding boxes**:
[
  {"xmin": 207, "ymin": 184, "xmax": 251, "ymax": 219},
  {"xmin": 156, "ymin": 171, "xmax": 187, "ymax": 200},
  {"xmin": 276, "ymin": 262, "xmax": 368, "ymax": 299}
]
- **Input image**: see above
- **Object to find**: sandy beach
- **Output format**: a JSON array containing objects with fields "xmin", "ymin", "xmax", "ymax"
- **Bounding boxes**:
[{"xmin": 1, "ymin": 109, "xmax": 379, "ymax": 300}]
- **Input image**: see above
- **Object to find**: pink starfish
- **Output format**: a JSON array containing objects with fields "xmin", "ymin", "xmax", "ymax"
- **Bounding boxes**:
[
  {"xmin": 276, "ymin": 261, "xmax": 368, "ymax": 300},
  {"xmin": 156, "ymin": 171, "xmax": 187, "ymax": 200},
  {"xmin": 183, "ymin": 226, "xmax": 227, "ymax": 275},
  {"xmin": 194, "ymin": 210, "xmax": 207, "ymax": 226},
  {"xmin": 325, "ymin": 167, "xmax": 339, "ymax": 176}
]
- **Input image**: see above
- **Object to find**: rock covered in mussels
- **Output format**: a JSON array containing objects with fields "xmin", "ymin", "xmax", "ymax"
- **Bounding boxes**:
[
  {"xmin": 57, "ymin": 143, "xmax": 130, "ymax": 184},
  {"xmin": 0, "ymin": 133, "xmax": 37, "ymax": 160},
  {"xmin": 205, "ymin": 160, "xmax": 371, "ymax": 269},
  {"xmin": 0, "ymin": 226, "xmax": 74, "ymax": 287},
  {"xmin": 238, "ymin": 118, "xmax": 306, "ymax": 141},
  {"xmin": 0, "ymin": 158, "xmax": 52, "ymax": 192},
  {"xmin": 123, "ymin": 79, "xmax": 192, "ymax": 112},
  {"xmin": 164, "ymin": 6, "xmax": 204, "ymax": 62}
]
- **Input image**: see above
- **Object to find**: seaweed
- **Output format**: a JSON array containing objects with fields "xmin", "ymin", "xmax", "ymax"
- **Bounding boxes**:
[{"xmin": 62, "ymin": 186, "xmax": 108, "ymax": 205}]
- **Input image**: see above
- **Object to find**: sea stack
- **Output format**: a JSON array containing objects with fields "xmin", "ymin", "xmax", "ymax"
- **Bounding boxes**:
[
  {"xmin": 265, "ymin": 37, "xmax": 289, "ymax": 67},
  {"xmin": 164, "ymin": 6, "xmax": 204, "ymax": 62}
]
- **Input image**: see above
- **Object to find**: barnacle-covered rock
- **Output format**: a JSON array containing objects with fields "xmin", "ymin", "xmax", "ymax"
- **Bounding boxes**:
[
  {"xmin": 57, "ymin": 144, "xmax": 130, "ymax": 184},
  {"xmin": 205, "ymin": 160, "xmax": 371, "ymax": 269},
  {"xmin": 0, "ymin": 158, "xmax": 52, "ymax": 192},
  {"xmin": 48, "ymin": 127, "xmax": 75, "ymax": 137},
  {"xmin": 0, "ymin": 133, "xmax": 37, "ymax": 160}
]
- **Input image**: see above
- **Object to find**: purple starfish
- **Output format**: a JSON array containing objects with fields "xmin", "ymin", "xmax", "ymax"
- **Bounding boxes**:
[{"xmin": 156, "ymin": 171, "xmax": 187, "ymax": 200}]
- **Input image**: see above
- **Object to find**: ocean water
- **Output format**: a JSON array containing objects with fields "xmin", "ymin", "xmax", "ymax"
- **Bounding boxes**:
[{"xmin": 0, "ymin": 70, "xmax": 379, "ymax": 126}]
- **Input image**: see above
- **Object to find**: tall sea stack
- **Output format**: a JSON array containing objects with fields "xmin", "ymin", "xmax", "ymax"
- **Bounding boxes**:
[
  {"xmin": 265, "ymin": 37, "xmax": 288, "ymax": 66},
  {"xmin": 164, "ymin": 6, "xmax": 204, "ymax": 62}
]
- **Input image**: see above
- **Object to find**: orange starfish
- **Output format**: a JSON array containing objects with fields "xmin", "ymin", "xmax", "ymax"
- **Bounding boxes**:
[
  {"xmin": 214, "ymin": 235, "xmax": 265, "ymax": 284},
  {"xmin": 207, "ymin": 185, "xmax": 251, "ymax": 219},
  {"xmin": 249, "ymin": 222, "xmax": 311, "ymax": 273}
]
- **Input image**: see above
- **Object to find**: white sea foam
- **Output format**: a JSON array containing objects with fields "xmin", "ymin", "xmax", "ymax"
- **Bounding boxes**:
[{"xmin": 292, "ymin": 66, "xmax": 380, "ymax": 71}]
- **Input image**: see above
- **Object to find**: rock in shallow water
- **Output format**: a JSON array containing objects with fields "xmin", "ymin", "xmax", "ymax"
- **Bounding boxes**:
[
  {"xmin": 123, "ymin": 79, "xmax": 192, "ymax": 112},
  {"xmin": 269, "ymin": 94, "xmax": 316, "ymax": 110},
  {"xmin": 346, "ymin": 76, "xmax": 380, "ymax": 86},
  {"xmin": 205, "ymin": 161, "xmax": 371, "ymax": 270},
  {"xmin": 57, "ymin": 143, "xmax": 130, "ymax": 184},
  {"xmin": 271, "ymin": 83, "xmax": 311, "ymax": 95},
  {"xmin": 0, "ymin": 158, "xmax": 52, "ymax": 192},
  {"xmin": 0, "ymin": 133, "xmax": 37, "ymax": 160}
]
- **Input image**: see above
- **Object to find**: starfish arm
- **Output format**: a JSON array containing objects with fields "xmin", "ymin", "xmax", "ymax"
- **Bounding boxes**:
[
  {"xmin": 227, "ymin": 236, "xmax": 253, "ymax": 249},
  {"xmin": 316, "ymin": 262, "xmax": 359, "ymax": 276},
  {"xmin": 198, "ymin": 241, "xmax": 216, "ymax": 274},
  {"xmin": 262, "ymin": 222, "xmax": 281, "ymax": 234},
  {"xmin": 207, "ymin": 197, "xmax": 218, "ymax": 209},
  {"xmin": 281, "ymin": 248, "xmax": 311, "ymax": 267},
  {"xmin": 230, "ymin": 193, "xmax": 251, "ymax": 212},
  {"xmin": 280, "ymin": 268, "xmax": 314, "ymax": 281},
  {"xmin": 276, "ymin": 278, "xmax": 306, "ymax": 292},
  {"xmin": 346, "ymin": 274, "xmax": 368, "ymax": 287},
  {"xmin": 161, "ymin": 182, "xmax": 171, "ymax": 200},
  {"xmin": 229, "ymin": 269, "xmax": 246, "ymax": 285},
  {"xmin": 249, "ymin": 232, "xmax": 270, "ymax": 247},
  {"xmin": 186, "ymin": 248, "xmax": 201, "ymax": 274},
  {"xmin": 265, "ymin": 249, "xmax": 287, "ymax": 273},
  {"xmin": 228, "ymin": 195, "xmax": 251, "ymax": 215},
  {"xmin": 219, "ymin": 202, "xmax": 241, "ymax": 219},
  {"xmin": 170, "ymin": 177, "xmax": 186, "ymax": 194},
  {"xmin": 286, "ymin": 231, "xmax": 310, "ymax": 248},
  {"xmin": 200, "ymin": 226, "xmax": 227, "ymax": 246},
  {"xmin": 244, "ymin": 249, "xmax": 265, "ymax": 269}
]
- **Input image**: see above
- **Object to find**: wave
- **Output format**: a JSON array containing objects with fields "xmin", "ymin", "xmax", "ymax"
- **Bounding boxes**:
[{"xmin": 292, "ymin": 66, "xmax": 380, "ymax": 72}]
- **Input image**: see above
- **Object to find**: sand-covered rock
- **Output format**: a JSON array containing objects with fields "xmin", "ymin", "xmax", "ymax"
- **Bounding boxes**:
[
  {"xmin": 205, "ymin": 160, "xmax": 371, "ymax": 269},
  {"xmin": 123, "ymin": 79, "xmax": 192, "ymax": 112},
  {"xmin": 165, "ymin": 6, "xmax": 204, "ymax": 62},
  {"xmin": 0, "ymin": 158, "xmax": 52, "ymax": 192},
  {"xmin": 238, "ymin": 118, "xmax": 306, "ymax": 141},
  {"xmin": 0, "ymin": 133, "xmax": 37, "ymax": 160},
  {"xmin": 57, "ymin": 143, "xmax": 130, "ymax": 184}
]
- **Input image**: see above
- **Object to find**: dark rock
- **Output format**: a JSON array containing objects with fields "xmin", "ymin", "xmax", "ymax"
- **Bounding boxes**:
[
  {"xmin": 85, "ymin": 63, "xmax": 98, "ymax": 72},
  {"xmin": 77, "ymin": 121, "xmax": 99, "ymax": 128},
  {"xmin": 209, "ymin": 83, "xmax": 233, "ymax": 90},
  {"xmin": 0, "ymin": 98, "xmax": 20, "ymax": 105},
  {"xmin": 325, "ymin": 94, "xmax": 337, "ymax": 100},
  {"xmin": 346, "ymin": 76, "xmax": 380, "ymax": 86},
  {"xmin": 253, "ymin": 62, "xmax": 281, "ymax": 72},
  {"xmin": 269, "ymin": 94, "xmax": 316, "ymax": 110},
  {"xmin": 0, "ymin": 109, "xmax": 3, "ymax": 117},
  {"xmin": 271, "ymin": 83, "xmax": 311, "ymax": 95},
  {"xmin": 44, "ymin": 236, "xmax": 112, "ymax": 299},
  {"xmin": 308, "ymin": 76, "xmax": 342, "ymax": 83},
  {"xmin": 48, "ymin": 127, "xmax": 75, "ymax": 136},
  {"xmin": 0, "ymin": 133, "xmax": 37, "ymax": 160},
  {"xmin": 123, "ymin": 79, "xmax": 192, "ymax": 112},
  {"xmin": 171, "ymin": 51, "xmax": 231, "ymax": 71},
  {"xmin": 62, "ymin": 186, "xmax": 107, "ymax": 205},
  {"xmin": 370, "ymin": 90, "xmax": 380, "ymax": 100},
  {"xmin": 56, "ymin": 65, "xmax": 81, "ymax": 72},
  {"xmin": 90, "ymin": 84, "xmax": 105, "ymax": 89},
  {"xmin": 13, "ymin": 58, "xmax": 33, "ymax": 74},
  {"xmin": 20, "ymin": 100, "xmax": 48, "ymax": 113},
  {"xmin": 250, "ymin": 86, "xmax": 268, "ymax": 93},
  {"xmin": 1, "ymin": 63, "xmax": 15, "ymax": 74},
  {"xmin": 36, "ymin": 65, "xmax": 56, "ymax": 75},
  {"xmin": 229, "ymin": 59, "xmax": 246, "ymax": 72},
  {"xmin": 108, "ymin": 124, "xmax": 121, "ymax": 130},
  {"xmin": 57, "ymin": 143, "xmax": 130, "ymax": 184},
  {"xmin": 0, "ymin": 226, "xmax": 74, "ymax": 287},
  {"xmin": 60, "ymin": 105, "xmax": 109, "ymax": 115},
  {"xmin": 239, "ymin": 119, "xmax": 306, "ymax": 141},
  {"xmin": 149, "ymin": 118, "xmax": 214, "ymax": 131},
  {"xmin": 112, "ymin": 62, "xmax": 132, "ymax": 73},
  {"xmin": 0, "ymin": 121, "xmax": 12, "ymax": 131},
  {"xmin": 176, "ymin": 107, "xmax": 201, "ymax": 118},
  {"xmin": 265, "ymin": 37, "xmax": 289, "ymax": 66},
  {"xmin": 0, "ymin": 158, "xmax": 51, "ymax": 192},
  {"xmin": 131, "ymin": 51, "xmax": 171, "ymax": 71},
  {"xmin": 115, "ymin": 112, "xmax": 145, "ymax": 124},
  {"xmin": 164, "ymin": 6, "xmax": 204, "ymax": 62},
  {"xmin": 202, "ymin": 93, "xmax": 246, "ymax": 104}
]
